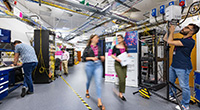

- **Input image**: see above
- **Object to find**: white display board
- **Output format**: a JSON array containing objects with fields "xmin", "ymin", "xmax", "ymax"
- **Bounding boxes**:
[
  {"xmin": 105, "ymin": 31, "xmax": 138, "ymax": 87},
  {"xmin": 105, "ymin": 37, "xmax": 116, "ymax": 82},
  {"xmin": 126, "ymin": 53, "xmax": 138, "ymax": 87}
]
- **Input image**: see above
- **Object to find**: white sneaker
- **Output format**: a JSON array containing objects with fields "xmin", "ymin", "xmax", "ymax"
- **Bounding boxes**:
[
  {"xmin": 169, "ymin": 95, "xmax": 176, "ymax": 101},
  {"xmin": 175, "ymin": 105, "xmax": 189, "ymax": 110}
]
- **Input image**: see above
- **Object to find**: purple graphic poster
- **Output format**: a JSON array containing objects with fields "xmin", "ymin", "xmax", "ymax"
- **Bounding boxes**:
[{"xmin": 124, "ymin": 31, "xmax": 138, "ymax": 53}]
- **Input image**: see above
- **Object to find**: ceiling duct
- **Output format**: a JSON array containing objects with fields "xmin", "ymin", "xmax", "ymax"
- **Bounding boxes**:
[
  {"xmin": 39, "ymin": 10, "xmax": 51, "ymax": 16},
  {"xmin": 53, "ymin": 0, "xmax": 97, "ymax": 12},
  {"xmin": 63, "ymin": 11, "xmax": 73, "ymax": 17},
  {"xmin": 39, "ymin": 6, "xmax": 52, "ymax": 16},
  {"xmin": 51, "ymin": 0, "xmax": 138, "ymax": 23},
  {"xmin": 114, "ymin": 0, "xmax": 140, "ymax": 12}
]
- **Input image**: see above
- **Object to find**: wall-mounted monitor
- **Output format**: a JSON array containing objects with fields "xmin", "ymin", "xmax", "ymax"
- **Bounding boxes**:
[{"xmin": 0, "ymin": 28, "xmax": 11, "ymax": 43}]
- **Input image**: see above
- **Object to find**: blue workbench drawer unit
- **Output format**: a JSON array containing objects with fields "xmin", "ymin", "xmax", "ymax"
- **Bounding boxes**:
[
  {"xmin": 0, "ymin": 88, "xmax": 8, "ymax": 100},
  {"xmin": 0, "ymin": 74, "xmax": 9, "ymax": 84},
  {"xmin": 194, "ymin": 70, "xmax": 200, "ymax": 101},
  {"xmin": 0, "ymin": 70, "xmax": 10, "ymax": 76},
  {"xmin": 0, "ymin": 82, "xmax": 8, "ymax": 91},
  {"xmin": 0, "ymin": 69, "xmax": 9, "ymax": 100},
  {"xmin": 0, "ymin": 82, "xmax": 9, "ymax": 100}
]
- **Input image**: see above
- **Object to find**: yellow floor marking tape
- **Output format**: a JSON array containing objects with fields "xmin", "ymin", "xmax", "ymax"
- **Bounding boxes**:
[{"xmin": 60, "ymin": 76, "xmax": 92, "ymax": 110}]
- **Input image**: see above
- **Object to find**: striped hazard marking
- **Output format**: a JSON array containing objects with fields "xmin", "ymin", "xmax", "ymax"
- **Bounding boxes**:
[{"xmin": 60, "ymin": 76, "xmax": 92, "ymax": 110}]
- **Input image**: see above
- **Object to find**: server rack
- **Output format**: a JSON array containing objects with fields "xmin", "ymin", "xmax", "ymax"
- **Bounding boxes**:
[
  {"xmin": 33, "ymin": 29, "xmax": 55, "ymax": 83},
  {"xmin": 66, "ymin": 48, "xmax": 74, "ymax": 66}
]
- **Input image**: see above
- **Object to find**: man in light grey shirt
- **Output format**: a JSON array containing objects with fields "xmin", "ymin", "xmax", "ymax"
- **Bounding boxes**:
[{"xmin": 12, "ymin": 40, "xmax": 38, "ymax": 97}]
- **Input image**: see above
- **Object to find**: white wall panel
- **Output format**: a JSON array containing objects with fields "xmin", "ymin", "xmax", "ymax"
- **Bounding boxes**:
[{"xmin": 0, "ymin": 18, "xmax": 35, "ymax": 45}]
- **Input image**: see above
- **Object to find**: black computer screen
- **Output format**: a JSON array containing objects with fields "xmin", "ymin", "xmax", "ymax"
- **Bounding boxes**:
[{"xmin": 0, "ymin": 28, "xmax": 11, "ymax": 43}]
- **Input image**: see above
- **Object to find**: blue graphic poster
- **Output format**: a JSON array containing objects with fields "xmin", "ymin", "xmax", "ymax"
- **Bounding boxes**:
[
  {"xmin": 124, "ymin": 31, "xmax": 138, "ymax": 53},
  {"xmin": 105, "ymin": 42, "xmax": 112, "ymax": 52}
]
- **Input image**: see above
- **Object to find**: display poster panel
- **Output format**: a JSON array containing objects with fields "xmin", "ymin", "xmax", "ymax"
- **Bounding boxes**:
[
  {"xmin": 105, "ymin": 31, "xmax": 138, "ymax": 87},
  {"xmin": 124, "ymin": 31, "xmax": 138, "ymax": 87},
  {"xmin": 105, "ymin": 37, "xmax": 116, "ymax": 82}
]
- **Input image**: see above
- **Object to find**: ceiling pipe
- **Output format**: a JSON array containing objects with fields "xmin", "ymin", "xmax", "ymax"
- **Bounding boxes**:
[
  {"xmin": 114, "ymin": 0, "xmax": 140, "ymax": 12},
  {"xmin": 65, "ymin": 15, "xmax": 149, "ymax": 41},
  {"xmin": 83, "ymin": 19, "xmax": 112, "ymax": 33},
  {"xmin": 66, "ymin": 19, "xmax": 112, "ymax": 40},
  {"xmin": 72, "ymin": 18, "xmax": 96, "ymax": 33},
  {"xmin": 53, "ymin": 0, "xmax": 99, "ymax": 12},
  {"xmin": 27, "ymin": 0, "xmax": 145, "ymax": 41},
  {"xmin": 98, "ymin": 18, "xmax": 151, "ymax": 37},
  {"xmin": 99, "ymin": 20, "xmax": 165, "ymax": 37},
  {"xmin": 27, "ymin": 0, "xmax": 100, "ymax": 19},
  {"xmin": 62, "ymin": 18, "xmax": 97, "ymax": 40},
  {"xmin": 83, "ymin": 18, "xmax": 149, "ymax": 35},
  {"xmin": 87, "ymin": 3, "xmax": 138, "ymax": 23},
  {"xmin": 120, "ymin": 0, "xmax": 143, "ymax": 15},
  {"xmin": 71, "ymin": 18, "xmax": 149, "ymax": 39},
  {"xmin": 135, "ymin": 18, "xmax": 149, "ymax": 25},
  {"xmin": 53, "ymin": 0, "xmax": 138, "ymax": 23},
  {"xmin": 27, "ymin": 0, "xmax": 139, "ymax": 36},
  {"xmin": 17, "ymin": 0, "xmax": 53, "ymax": 28}
]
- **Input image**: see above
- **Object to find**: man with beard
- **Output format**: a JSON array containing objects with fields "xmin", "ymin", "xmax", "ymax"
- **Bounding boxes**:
[{"xmin": 163, "ymin": 23, "xmax": 199, "ymax": 110}]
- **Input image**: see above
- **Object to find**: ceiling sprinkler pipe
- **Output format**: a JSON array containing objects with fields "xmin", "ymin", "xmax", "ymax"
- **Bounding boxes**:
[
  {"xmin": 64, "ymin": 19, "xmax": 111, "ymax": 41},
  {"xmin": 72, "ymin": 18, "xmax": 96, "ymax": 33},
  {"xmin": 88, "ymin": 3, "xmax": 138, "ymax": 23},
  {"xmin": 66, "ymin": 19, "xmax": 111, "ymax": 39},
  {"xmin": 83, "ymin": 19, "xmax": 112, "ymax": 33},
  {"xmin": 112, "ymin": 13, "xmax": 138, "ymax": 23},
  {"xmin": 65, "ymin": 17, "xmax": 148, "ymax": 41},
  {"xmin": 136, "ymin": 18, "xmax": 149, "ymax": 25},
  {"xmin": 80, "ymin": 17, "xmax": 148, "ymax": 37}
]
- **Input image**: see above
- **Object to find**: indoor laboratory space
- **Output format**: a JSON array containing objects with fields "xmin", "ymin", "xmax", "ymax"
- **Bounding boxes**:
[{"xmin": 0, "ymin": 0, "xmax": 200, "ymax": 110}]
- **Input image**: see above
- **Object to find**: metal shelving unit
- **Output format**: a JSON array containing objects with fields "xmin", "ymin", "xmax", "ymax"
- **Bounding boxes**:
[{"xmin": 138, "ymin": 29, "xmax": 166, "ymax": 89}]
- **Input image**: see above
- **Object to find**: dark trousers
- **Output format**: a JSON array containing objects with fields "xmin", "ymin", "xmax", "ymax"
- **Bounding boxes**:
[
  {"xmin": 23, "ymin": 62, "xmax": 38, "ymax": 92},
  {"xmin": 114, "ymin": 61, "xmax": 127, "ymax": 93}
]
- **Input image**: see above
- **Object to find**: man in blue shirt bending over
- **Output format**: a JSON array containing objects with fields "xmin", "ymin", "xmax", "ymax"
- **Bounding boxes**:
[
  {"xmin": 12, "ymin": 40, "xmax": 38, "ymax": 97},
  {"xmin": 164, "ymin": 23, "xmax": 199, "ymax": 110}
]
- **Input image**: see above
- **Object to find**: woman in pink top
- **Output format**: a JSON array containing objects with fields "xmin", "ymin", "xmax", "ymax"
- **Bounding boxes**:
[
  {"xmin": 82, "ymin": 34, "xmax": 105, "ymax": 110},
  {"xmin": 111, "ymin": 34, "xmax": 130, "ymax": 101}
]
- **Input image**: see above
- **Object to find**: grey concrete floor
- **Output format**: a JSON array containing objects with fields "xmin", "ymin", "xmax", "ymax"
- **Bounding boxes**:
[{"xmin": 0, "ymin": 62, "xmax": 199, "ymax": 110}]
